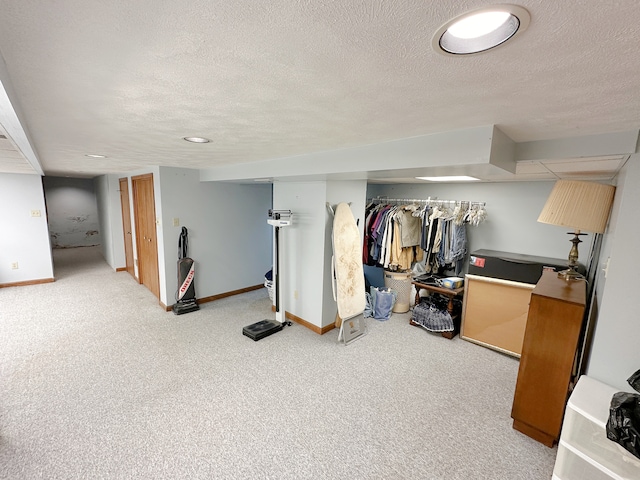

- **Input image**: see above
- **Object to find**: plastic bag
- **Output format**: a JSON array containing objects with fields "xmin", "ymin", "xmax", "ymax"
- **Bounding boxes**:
[
  {"xmin": 412, "ymin": 262, "xmax": 426, "ymax": 277},
  {"xmin": 606, "ymin": 391, "xmax": 640, "ymax": 459},
  {"xmin": 364, "ymin": 292, "xmax": 374, "ymax": 318},
  {"xmin": 628, "ymin": 369, "xmax": 640, "ymax": 393}
]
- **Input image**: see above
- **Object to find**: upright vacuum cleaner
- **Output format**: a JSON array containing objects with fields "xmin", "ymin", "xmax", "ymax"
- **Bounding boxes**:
[{"xmin": 172, "ymin": 227, "xmax": 200, "ymax": 315}]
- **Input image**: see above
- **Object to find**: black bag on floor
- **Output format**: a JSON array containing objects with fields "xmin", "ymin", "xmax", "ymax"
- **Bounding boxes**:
[
  {"xmin": 628, "ymin": 369, "xmax": 640, "ymax": 393},
  {"xmin": 606, "ymin": 369, "xmax": 640, "ymax": 459}
]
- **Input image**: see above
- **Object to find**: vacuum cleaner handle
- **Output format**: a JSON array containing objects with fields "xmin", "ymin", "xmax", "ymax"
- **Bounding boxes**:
[{"xmin": 178, "ymin": 227, "xmax": 188, "ymax": 259}]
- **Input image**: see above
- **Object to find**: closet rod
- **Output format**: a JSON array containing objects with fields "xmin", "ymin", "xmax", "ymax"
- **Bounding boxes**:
[{"xmin": 369, "ymin": 196, "xmax": 486, "ymax": 206}]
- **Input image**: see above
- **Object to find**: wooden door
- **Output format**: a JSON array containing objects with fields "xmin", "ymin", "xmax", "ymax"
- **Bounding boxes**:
[
  {"xmin": 119, "ymin": 177, "xmax": 135, "ymax": 279},
  {"xmin": 132, "ymin": 173, "xmax": 160, "ymax": 300}
]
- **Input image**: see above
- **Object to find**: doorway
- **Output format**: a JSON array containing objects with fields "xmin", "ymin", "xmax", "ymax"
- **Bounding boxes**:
[{"xmin": 131, "ymin": 173, "xmax": 160, "ymax": 300}]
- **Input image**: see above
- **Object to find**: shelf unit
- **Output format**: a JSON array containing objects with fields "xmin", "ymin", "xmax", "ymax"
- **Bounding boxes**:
[{"xmin": 553, "ymin": 375, "xmax": 640, "ymax": 480}]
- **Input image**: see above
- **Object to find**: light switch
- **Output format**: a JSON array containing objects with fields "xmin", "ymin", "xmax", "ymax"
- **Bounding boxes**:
[
  {"xmin": 603, "ymin": 257, "xmax": 611, "ymax": 278},
  {"xmin": 173, "ymin": 218, "xmax": 180, "ymax": 227}
]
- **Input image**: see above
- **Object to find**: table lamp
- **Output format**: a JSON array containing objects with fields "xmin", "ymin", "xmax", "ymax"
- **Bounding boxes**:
[{"xmin": 537, "ymin": 180, "xmax": 616, "ymax": 280}]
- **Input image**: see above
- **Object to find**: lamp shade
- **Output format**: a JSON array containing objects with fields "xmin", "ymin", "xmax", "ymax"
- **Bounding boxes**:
[{"xmin": 537, "ymin": 180, "xmax": 615, "ymax": 234}]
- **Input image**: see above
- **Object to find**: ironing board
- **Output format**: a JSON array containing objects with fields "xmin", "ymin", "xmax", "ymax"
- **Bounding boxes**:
[{"xmin": 329, "ymin": 202, "xmax": 366, "ymax": 344}]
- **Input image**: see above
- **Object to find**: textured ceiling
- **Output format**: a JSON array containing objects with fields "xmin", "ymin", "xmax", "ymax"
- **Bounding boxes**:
[{"xmin": 0, "ymin": 1, "xmax": 639, "ymax": 179}]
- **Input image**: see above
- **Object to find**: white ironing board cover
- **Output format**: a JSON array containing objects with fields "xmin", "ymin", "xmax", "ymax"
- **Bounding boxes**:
[{"xmin": 332, "ymin": 203, "xmax": 366, "ymax": 319}]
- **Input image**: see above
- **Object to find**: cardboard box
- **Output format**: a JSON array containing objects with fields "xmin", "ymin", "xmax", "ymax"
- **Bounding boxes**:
[{"xmin": 442, "ymin": 277, "xmax": 464, "ymax": 289}]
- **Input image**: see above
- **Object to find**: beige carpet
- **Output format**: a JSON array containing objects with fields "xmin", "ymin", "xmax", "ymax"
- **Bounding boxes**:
[{"xmin": 0, "ymin": 246, "xmax": 556, "ymax": 479}]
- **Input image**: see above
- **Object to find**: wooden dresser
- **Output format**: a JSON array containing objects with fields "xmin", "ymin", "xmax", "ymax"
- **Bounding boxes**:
[{"xmin": 510, "ymin": 270, "xmax": 587, "ymax": 447}]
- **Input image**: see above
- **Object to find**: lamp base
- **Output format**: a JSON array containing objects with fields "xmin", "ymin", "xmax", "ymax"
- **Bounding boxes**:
[
  {"xmin": 557, "ymin": 268, "xmax": 584, "ymax": 281},
  {"xmin": 558, "ymin": 231, "xmax": 588, "ymax": 281}
]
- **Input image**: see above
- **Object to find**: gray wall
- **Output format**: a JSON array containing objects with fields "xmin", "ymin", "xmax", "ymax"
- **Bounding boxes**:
[
  {"xmin": 43, "ymin": 176, "xmax": 101, "ymax": 248},
  {"xmin": 158, "ymin": 167, "xmax": 272, "ymax": 305},
  {"xmin": 273, "ymin": 181, "xmax": 328, "ymax": 326},
  {"xmin": 586, "ymin": 156, "xmax": 640, "ymax": 391},
  {"xmin": 273, "ymin": 180, "xmax": 367, "ymax": 329},
  {"xmin": 0, "ymin": 173, "xmax": 53, "ymax": 284},
  {"xmin": 94, "ymin": 174, "xmax": 125, "ymax": 270}
]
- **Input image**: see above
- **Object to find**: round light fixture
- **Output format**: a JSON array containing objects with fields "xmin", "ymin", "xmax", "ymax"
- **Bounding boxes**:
[
  {"xmin": 432, "ymin": 5, "xmax": 530, "ymax": 56},
  {"xmin": 183, "ymin": 136, "xmax": 211, "ymax": 143}
]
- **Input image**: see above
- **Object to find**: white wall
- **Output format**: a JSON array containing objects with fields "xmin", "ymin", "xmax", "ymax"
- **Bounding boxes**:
[
  {"xmin": 586, "ymin": 155, "xmax": 640, "ymax": 391},
  {"xmin": 367, "ymin": 181, "xmax": 590, "ymax": 265},
  {"xmin": 94, "ymin": 174, "xmax": 125, "ymax": 270},
  {"xmin": 43, "ymin": 176, "xmax": 101, "ymax": 248},
  {"xmin": 0, "ymin": 173, "xmax": 53, "ymax": 284}
]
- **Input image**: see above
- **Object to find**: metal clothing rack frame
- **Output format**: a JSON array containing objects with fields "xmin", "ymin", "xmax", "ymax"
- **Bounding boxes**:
[{"xmin": 368, "ymin": 196, "xmax": 486, "ymax": 207}]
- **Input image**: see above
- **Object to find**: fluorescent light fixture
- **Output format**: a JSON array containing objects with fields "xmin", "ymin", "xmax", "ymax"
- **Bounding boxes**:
[
  {"xmin": 183, "ymin": 137, "xmax": 211, "ymax": 143},
  {"xmin": 85, "ymin": 154, "xmax": 107, "ymax": 158},
  {"xmin": 253, "ymin": 178, "xmax": 272, "ymax": 183},
  {"xmin": 416, "ymin": 176, "xmax": 480, "ymax": 182},
  {"xmin": 433, "ymin": 5, "xmax": 530, "ymax": 56}
]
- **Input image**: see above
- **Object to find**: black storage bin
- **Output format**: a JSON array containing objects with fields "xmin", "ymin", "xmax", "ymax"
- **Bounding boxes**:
[{"xmin": 468, "ymin": 249, "xmax": 585, "ymax": 284}]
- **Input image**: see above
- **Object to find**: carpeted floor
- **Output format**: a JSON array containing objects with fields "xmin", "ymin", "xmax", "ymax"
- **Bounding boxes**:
[{"xmin": 0, "ymin": 246, "xmax": 556, "ymax": 479}]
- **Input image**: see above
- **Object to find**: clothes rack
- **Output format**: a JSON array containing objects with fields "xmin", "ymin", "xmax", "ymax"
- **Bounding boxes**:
[
  {"xmin": 364, "ymin": 196, "xmax": 488, "ymax": 275},
  {"xmin": 368, "ymin": 196, "xmax": 486, "ymax": 207}
]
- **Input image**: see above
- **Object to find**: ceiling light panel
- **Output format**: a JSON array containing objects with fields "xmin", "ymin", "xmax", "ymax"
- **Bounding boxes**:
[{"xmin": 416, "ymin": 175, "xmax": 480, "ymax": 182}]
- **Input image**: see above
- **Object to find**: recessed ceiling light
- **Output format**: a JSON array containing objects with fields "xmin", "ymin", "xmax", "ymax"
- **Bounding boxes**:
[
  {"xmin": 85, "ymin": 154, "xmax": 107, "ymax": 158},
  {"xmin": 416, "ymin": 176, "xmax": 480, "ymax": 182},
  {"xmin": 183, "ymin": 136, "xmax": 211, "ymax": 143},
  {"xmin": 433, "ymin": 5, "xmax": 530, "ymax": 56}
]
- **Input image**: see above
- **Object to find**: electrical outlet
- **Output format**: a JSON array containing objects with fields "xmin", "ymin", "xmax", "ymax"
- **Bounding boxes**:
[
  {"xmin": 11, "ymin": 262, "xmax": 18, "ymax": 269},
  {"xmin": 173, "ymin": 218, "xmax": 180, "ymax": 227},
  {"xmin": 30, "ymin": 210, "xmax": 41, "ymax": 217}
]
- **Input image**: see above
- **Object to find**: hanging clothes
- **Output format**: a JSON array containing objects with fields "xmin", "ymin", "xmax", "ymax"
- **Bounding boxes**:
[{"xmin": 364, "ymin": 198, "xmax": 487, "ymax": 275}]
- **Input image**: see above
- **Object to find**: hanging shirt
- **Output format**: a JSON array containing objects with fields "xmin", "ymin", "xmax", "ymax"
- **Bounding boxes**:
[{"xmin": 400, "ymin": 209, "xmax": 421, "ymax": 247}]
